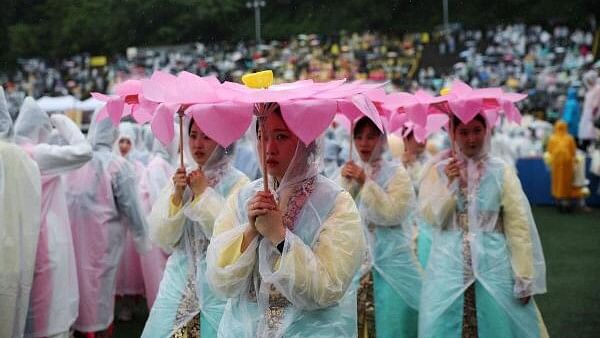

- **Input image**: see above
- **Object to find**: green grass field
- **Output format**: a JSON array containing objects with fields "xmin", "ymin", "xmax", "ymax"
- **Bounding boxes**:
[
  {"xmin": 113, "ymin": 206, "xmax": 600, "ymax": 337},
  {"xmin": 532, "ymin": 206, "xmax": 600, "ymax": 337}
]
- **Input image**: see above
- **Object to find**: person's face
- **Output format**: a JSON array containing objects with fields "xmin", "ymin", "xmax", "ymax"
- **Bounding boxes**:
[
  {"xmin": 119, "ymin": 138, "xmax": 132, "ymax": 156},
  {"xmin": 403, "ymin": 133, "xmax": 426, "ymax": 156},
  {"xmin": 189, "ymin": 122, "xmax": 218, "ymax": 166},
  {"xmin": 454, "ymin": 119, "xmax": 486, "ymax": 158},
  {"xmin": 354, "ymin": 124, "xmax": 381, "ymax": 162},
  {"xmin": 257, "ymin": 113, "xmax": 299, "ymax": 181}
]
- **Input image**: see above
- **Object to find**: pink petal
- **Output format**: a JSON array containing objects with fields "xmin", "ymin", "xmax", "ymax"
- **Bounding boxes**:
[
  {"xmin": 175, "ymin": 71, "xmax": 217, "ymax": 104},
  {"xmin": 333, "ymin": 114, "xmax": 352, "ymax": 132},
  {"xmin": 151, "ymin": 103, "xmax": 179, "ymax": 145},
  {"xmin": 202, "ymin": 75, "xmax": 221, "ymax": 86},
  {"xmin": 132, "ymin": 108, "xmax": 153, "ymax": 124},
  {"xmin": 483, "ymin": 110, "xmax": 500, "ymax": 127},
  {"xmin": 448, "ymin": 98, "xmax": 483, "ymax": 124},
  {"xmin": 471, "ymin": 87, "xmax": 503, "ymax": 98},
  {"xmin": 144, "ymin": 71, "xmax": 179, "ymax": 103},
  {"xmin": 310, "ymin": 79, "xmax": 347, "ymax": 94},
  {"xmin": 151, "ymin": 70, "xmax": 177, "ymax": 84},
  {"xmin": 414, "ymin": 89, "xmax": 435, "ymax": 101},
  {"xmin": 142, "ymin": 79, "xmax": 167, "ymax": 103},
  {"xmin": 388, "ymin": 112, "xmax": 409, "ymax": 133},
  {"xmin": 132, "ymin": 98, "xmax": 158, "ymax": 124},
  {"xmin": 413, "ymin": 126, "xmax": 428, "ymax": 143},
  {"xmin": 214, "ymin": 84, "xmax": 255, "ymax": 103},
  {"xmin": 270, "ymin": 79, "xmax": 314, "ymax": 91},
  {"xmin": 280, "ymin": 99, "xmax": 337, "ymax": 145},
  {"xmin": 251, "ymin": 87, "xmax": 310, "ymax": 102},
  {"xmin": 186, "ymin": 102, "xmax": 254, "ymax": 148},
  {"xmin": 482, "ymin": 98, "xmax": 500, "ymax": 110},
  {"xmin": 449, "ymin": 80, "xmax": 473, "ymax": 96},
  {"xmin": 106, "ymin": 97, "xmax": 125, "ymax": 126},
  {"xmin": 502, "ymin": 100, "xmax": 522, "ymax": 124},
  {"xmin": 337, "ymin": 100, "xmax": 363, "ymax": 124},
  {"xmin": 96, "ymin": 106, "xmax": 109, "ymax": 121},
  {"xmin": 114, "ymin": 80, "xmax": 142, "ymax": 96},
  {"xmin": 122, "ymin": 104, "xmax": 133, "ymax": 117},
  {"xmin": 503, "ymin": 92, "xmax": 528, "ymax": 102},
  {"xmin": 406, "ymin": 102, "xmax": 428, "ymax": 128},
  {"xmin": 365, "ymin": 88, "xmax": 388, "ymax": 103},
  {"xmin": 350, "ymin": 94, "xmax": 384, "ymax": 132},
  {"xmin": 425, "ymin": 114, "xmax": 449, "ymax": 137},
  {"xmin": 383, "ymin": 92, "xmax": 417, "ymax": 110}
]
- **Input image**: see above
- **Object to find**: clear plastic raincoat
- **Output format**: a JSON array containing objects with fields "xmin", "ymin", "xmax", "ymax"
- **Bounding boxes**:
[
  {"xmin": 65, "ymin": 111, "xmax": 150, "ymax": 333},
  {"xmin": 206, "ymin": 123, "xmax": 365, "ymax": 337},
  {"xmin": 418, "ymin": 117, "xmax": 548, "ymax": 338},
  {"xmin": 0, "ymin": 88, "xmax": 42, "ymax": 338},
  {"xmin": 338, "ymin": 129, "xmax": 421, "ymax": 338},
  {"xmin": 139, "ymin": 137, "xmax": 177, "ymax": 309},
  {"xmin": 14, "ymin": 98, "xmax": 93, "ymax": 337},
  {"xmin": 142, "ymin": 117, "xmax": 249, "ymax": 338},
  {"xmin": 115, "ymin": 123, "xmax": 148, "ymax": 297}
]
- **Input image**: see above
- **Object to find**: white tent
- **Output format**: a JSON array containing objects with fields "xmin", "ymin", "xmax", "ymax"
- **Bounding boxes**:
[
  {"xmin": 76, "ymin": 97, "xmax": 104, "ymax": 111},
  {"xmin": 36, "ymin": 95, "xmax": 78, "ymax": 112}
]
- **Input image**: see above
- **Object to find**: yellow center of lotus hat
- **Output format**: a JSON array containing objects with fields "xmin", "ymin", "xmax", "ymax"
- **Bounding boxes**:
[{"xmin": 242, "ymin": 70, "xmax": 274, "ymax": 89}]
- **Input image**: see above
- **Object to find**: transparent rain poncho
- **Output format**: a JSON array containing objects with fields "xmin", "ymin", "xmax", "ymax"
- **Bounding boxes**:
[
  {"xmin": 143, "ymin": 124, "xmax": 156, "ymax": 154},
  {"xmin": 146, "ymin": 137, "xmax": 177, "ymax": 209},
  {"xmin": 404, "ymin": 144, "xmax": 435, "ymax": 270},
  {"xmin": 131, "ymin": 123, "xmax": 152, "ymax": 165},
  {"xmin": 13, "ymin": 98, "xmax": 92, "ymax": 337},
  {"xmin": 115, "ymin": 122, "xmax": 145, "ymax": 163},
  {"xmin": 233, "ymin": 129, "xmax": 262, "ymax": 180},
  {"xmin": 206, "ymin": 116, "xmax": 366, "ymax": 338},
  {"xmin": 0, "ymin": 87, "xmax": 42, "ymax": 338},
  {"xmin": 115, "ymin": 122, "xmax": 148, "ymax": 297},
  {"xmin": 0, "ymin": 86, "xmax": 14, "ymax": 141},
  {"xmin": 417, "ymin": 116, "xmax": 548, "ymax": 338},
  {"xmin": 322, "ymin": 137, "xmax": 342, "ymax": 178},
  {"xmin": 139, "ymin": 137, "xmax": 177, "ymax": 308},
  {"xmin": 142, "ymin": 116, "xmax": 249, "ymax": 338},
  {"xmin": 65, "ymin": 109, "xmax": 150, "ymax": 332},
  {"xmin": 336, "ymin": 124, "xmax": 422, "ymax": 337}
]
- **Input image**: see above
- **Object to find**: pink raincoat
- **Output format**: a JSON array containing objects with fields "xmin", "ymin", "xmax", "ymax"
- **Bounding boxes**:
[
  {"xmin": 65, "ymin": 111, "xmax": 150, "ymax": 333},
  {"xmin": 13, "ymin": 98, "xmax": 93, "ymax": 337}
]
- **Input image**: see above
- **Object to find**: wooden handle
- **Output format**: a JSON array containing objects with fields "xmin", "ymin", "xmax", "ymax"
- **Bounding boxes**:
[
  {"xmin": 349, "ymin": 119, "xmax": 354, "ymax": 162},
  {"xmin": 178, "ymin": 110, "xmax": 185, "ymax": 169},
  {"xmin": 260, "ymin": 115, "xmax": 269, "ymax": 192}
]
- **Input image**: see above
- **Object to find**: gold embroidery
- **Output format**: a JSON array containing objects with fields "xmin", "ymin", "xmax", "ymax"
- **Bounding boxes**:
[
  {"xmin": 357, "ymin": 272, "xmax": 376, "ymax": 337},
  {"xmin": 265, "ymin": 284, "xmax": 292, "ymax": 331},
  {"xmin": 171, "ymin": 313, "xmax": 200, "ymax": 338}
]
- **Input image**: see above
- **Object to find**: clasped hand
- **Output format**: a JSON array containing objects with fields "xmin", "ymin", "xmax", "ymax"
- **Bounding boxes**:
[
  {"xmin": 246, "ymin": 191, "xmax": 285, "ymax": 244},
  {"xmin": 171, "ymin": 168, "xmax": 208, "ymax": 205},
  {"xmin": 341, "ymin": 161, "xmax": 366, "ymax": 185}
]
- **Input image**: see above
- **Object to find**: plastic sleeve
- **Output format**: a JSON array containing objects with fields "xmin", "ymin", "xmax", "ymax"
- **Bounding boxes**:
[
  {"xmin": 501, "ymin": 165, "xmax": 535, "ymax": 297},
  {"xmin": 258, "ymin": 191, "xmax": 365, "ymax": 310},
  {"xmin": 418, "ymin": 164, "xmax": 458, "ymax": 227}
]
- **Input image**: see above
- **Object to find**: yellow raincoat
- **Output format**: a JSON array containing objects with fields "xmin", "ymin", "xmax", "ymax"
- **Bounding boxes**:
[{"xmin": 546, "ymin": 120, "xmax": 582, "ymax": 199}]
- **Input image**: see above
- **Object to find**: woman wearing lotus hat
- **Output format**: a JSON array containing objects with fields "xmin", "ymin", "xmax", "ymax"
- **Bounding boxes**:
[
  {"xmin": 206, "ymin": 106, "xmax": 366, "ymax": 337},
  {"xmin": 339, "ymin": 116, "xmax": 421, "ymax": 338},
  {"xmin": 418, "ymin": 112, "xmax": 548, "ymax": 338},
  {"xmin": 142, "ymin": 117, "xmax": 249, "ymax": 338}
]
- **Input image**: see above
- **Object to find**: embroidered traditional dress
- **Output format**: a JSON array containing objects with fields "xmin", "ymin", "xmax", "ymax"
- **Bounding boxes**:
[
  {"xmin": 418, "ymin": 153, "xmax": 549, "ymax": 338},
  {"xmin": 142, "ymin": 162, "xmax": 249, "ymax": 338}
]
